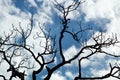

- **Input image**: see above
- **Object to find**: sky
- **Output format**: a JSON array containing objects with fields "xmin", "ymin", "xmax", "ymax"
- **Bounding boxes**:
[{"xmin": 0, "ymin": 0, "xmax": 120, "ymax": 80}]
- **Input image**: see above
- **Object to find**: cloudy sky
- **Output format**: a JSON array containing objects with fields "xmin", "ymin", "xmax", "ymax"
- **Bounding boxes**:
[{"xmin": 0, "ymin": 0, "xmax": 120, "ymax": 80}]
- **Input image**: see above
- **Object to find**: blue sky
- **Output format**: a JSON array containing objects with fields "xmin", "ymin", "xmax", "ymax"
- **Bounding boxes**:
[{"xmin": 0, "ymin": 0, "xmax": 120, "ymax": 80}]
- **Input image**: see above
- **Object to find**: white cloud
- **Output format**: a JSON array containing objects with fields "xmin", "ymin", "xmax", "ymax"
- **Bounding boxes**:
[
  {"xmin": 0, "ymin": 61, "xmax": 11, "ymax": 79},
  {"xmin": 65, "ymin": 71, "xmax": 74, "ymax": 79},
  {"xmin": 63, "ymin": 45, "xmax": 78, "ymax": 61},
  {"xmin": 65, "ymin": 71, "xmax": 78, "ymax": 80},
  {"xmin": 0, "ymin": 0, "xmax": 32, "ymax": 38},
  {"xmin": 50, "ymin": 71, "xmax": 66, "ymax": 80},
  {"xmin": 103, "ymin": 77, "xmax": 119, "ymax": 80},
  {"xmin": 81, "ymin": 0, "xmax": 120, "ymax": 38},
  {"xmin": 38, "ymin": 0, "xmax": 54, "ymax": 17},
  {"xmin": 90, "ymin": 66, "xmax": 119, "ymax": 80},
  {"xmin": 90, "ymin": 68, "xmax": 109, "ymax": 77},
  {"xmin": 81, "ymin": 58, "xmax": 90, "ymax": 68},
  {"xmin": 27, "ymin": 0, "xmax": 38, "ymax": 7},
  {"xmin": 81, "ymin": 0, "xmax": 117, "ymax": 21}
]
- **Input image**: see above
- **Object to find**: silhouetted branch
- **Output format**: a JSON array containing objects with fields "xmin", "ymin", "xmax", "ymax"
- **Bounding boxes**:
[
  {"xmin": 0, "ymin": 75, "xmax": 7, "ymax": 80},
  {"xmin": 75, "ymin": 63, "xmax": 120, "ymax": 80}
]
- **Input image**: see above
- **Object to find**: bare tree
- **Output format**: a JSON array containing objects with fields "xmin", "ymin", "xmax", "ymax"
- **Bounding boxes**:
[{"xmin": 0, "ymin": 0, "xmax": 120, "ymax": 80}]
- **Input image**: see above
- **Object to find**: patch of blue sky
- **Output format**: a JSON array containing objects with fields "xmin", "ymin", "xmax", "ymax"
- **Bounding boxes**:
[
  {"xmin": 15, "ymin": 36, "xmax": 25, "ymax": 45},
  {"xmin": 44, "ymin": 10, "xmax": 61, "ymax": 32},
  {"xmin": 81, "ymin": 65, "xmax": 103, "ymax": 77},
  {"xmin": 81, "ymin": 67, "xmax": 93, "ymax": 77},
  {"xmin": 27, "ymin": 67, "xmax": 48, "ymax": 80},
  {"xmin": 44, "ymin": 10, "xmax": 111, "ymax": 51},
  {"xmin": 27, "ymin": 73, "xmax": 32, "ymax": 80},
  {"xmin": 34, "ymin": 0, "xmax": 44, "ymax": 8},
  {"xmin": 36, "ymin": 69, "xmax": 48, "ymax": 80},
  {"xmin": 87, "ymin": 18, "xmax": 110, "ymax": 32},
  {"xmin": 12, "ymin": 0, "xmax": 37, "ymax": 14},
  {"xmin": 44, "ymin": 14, "xmax": 81, "ymax": 50}
]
